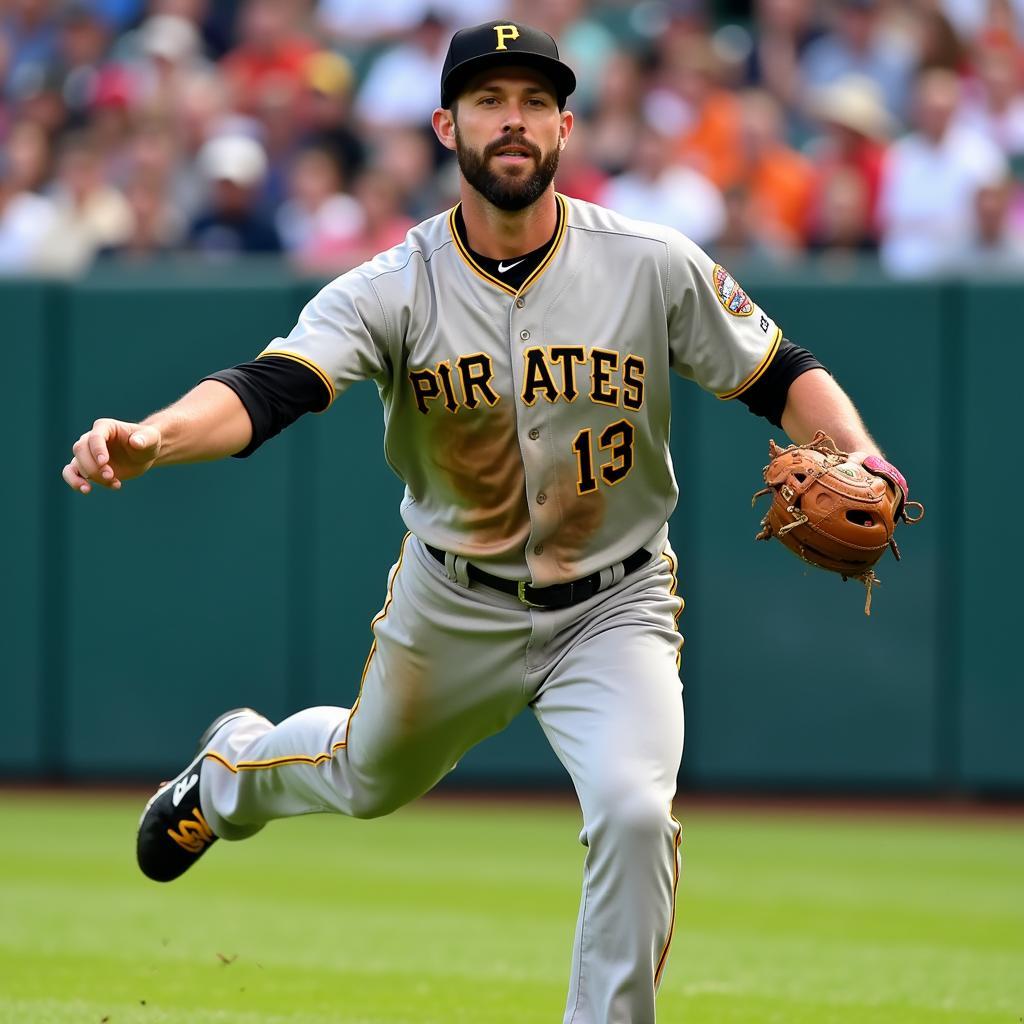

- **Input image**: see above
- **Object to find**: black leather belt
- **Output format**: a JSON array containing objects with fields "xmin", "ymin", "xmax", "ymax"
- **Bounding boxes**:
[{"xmin": 425, "ymin": 544, "xmax": 650, "ymax": 610}]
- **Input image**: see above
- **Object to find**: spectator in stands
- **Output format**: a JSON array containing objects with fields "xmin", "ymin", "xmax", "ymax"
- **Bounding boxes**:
[
  {"xmin": 4, "ymin": 117, "xmax": 52, "ymax": 193},
  {"xmin": 354, "ymin": 11, "xmax": 450, "ymax": 136},
  {"xmin": 941, "ymin": 0, "xmax": 1024, "ymax": 44},
  {"xmin": 35, "ymin": 130, "xmax": 134, "ymax": 274},
  {"xmin": 302, "ymin": 166, "xmax": 414, "ymax": 272},
  {"xmin": 175, "ymin": 68, "xmax": 230, "ymax": 164},
  {"xmin": 88, "ymin": 66, "xmax": 138, "ymax": 178},
  {"xmin": 220, "ymin": 0, "xmax": 317, "ymax": 120},
  {"xmin": 958, "ymin": 40, "xmax": 1024, "ymax": 158},
  {"xmin": 99, "ymin": 173, "xmax": 184, "ymax": 261},
  {"xmin": 715, "ymin": 182, "xmax": 797, "ymax": 264},
  {"xmin": 54, "ymin": 1, "xmax": 115, "ymax": 128},
  {"xmin": 353, "ymin": 167, "xmax": 416, "ymax": 251},
  {"xmin": 588, "ymin": 47, "xmax": 646, "ymax": 176},
  {"xmin": 0, "ymin": 149, "xmax": 58, "ymax": 272},
  {"xmin": 809, "ymin": 166, "xmax": 877, "ymax": 257},
  {"xmin": 275, "ymin": 145, "xmax": 362, "ymax": 265},
  {"xmin": 957, "ymin": 174, "xmax": 1024, "ymax": 270},
  {"xmin": 251, "ymin": 78, "xmax": 304, "ymax": 211},
  {"xmin": 188, "ymin": 133, "xmax": 280, "ymax": 256},
  {"xmin": 551, "ymin": 119, "xmax": 608, "ymax": 205},
  {"xmin": 315, "ymin": 0, "xmax": 432, "ymax": 54},
  {"xmin": 372, "ymin": 125, "xmax": 447, "ymax": 218},
  {"xmin": 1, "ymin": 0, "xmax": 59, "ymax": 101},
  {"xmin": 650, "ymin": 35, "xmax": 744, "ymax": 190},
  {"xmin": 879, "ymin": 68, "xmax": 1007, "ymax": 277},
  {"xmin": 736, "ymin": 88, "xmax": 816, "ymax": 248},
  {"xmin": 806, "ymin": 74, "xmax": 893, "ymax": 243},
  {"xmin": 130, "ymin": 13, "xmax": 213, "ymax": 123},
  {"xmin": 913, "ymin": 5, "xmax": 966, "ymax": 73},
  {"xmin": 744, "ymin": 0, "xmax": 822, "ymax": 125},
  {"xmin": 124, "ymin": 116, "xmax": 202, "ymax": 224},
  {"xmin": 7, "ymin": 60, "xmax": 68, "ymax": 138},
  {"xmin": 800, "ymin": 0, "xmax": 916, "ymax": 122},
  {"xmin": 297, "ymin": 50, "xmax": 366, "ymax": 187},
  {"xmin": 123, "ymin": 116, "xmax": 177, "ymax": 183},
  {"xmin": 600, "ymin": 119, "xmax": 725, "ymax": 246}
]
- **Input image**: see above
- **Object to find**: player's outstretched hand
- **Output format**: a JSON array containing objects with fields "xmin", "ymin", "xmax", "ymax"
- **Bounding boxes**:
[{"xmin": 62, "ymin": 419, "xmax": 161, "ymax": 494}]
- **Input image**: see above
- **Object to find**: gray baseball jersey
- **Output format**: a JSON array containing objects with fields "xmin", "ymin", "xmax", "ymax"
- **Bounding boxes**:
[
  {"xmin": 196, "ymin": 194, "xmax": 784, "ymax": 1024},
  {"xmin": 257, "ymin": 194, "xmax": 781, "ymax": 585}
]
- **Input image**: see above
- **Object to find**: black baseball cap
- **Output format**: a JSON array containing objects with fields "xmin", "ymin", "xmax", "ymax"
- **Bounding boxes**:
[{"xmin": 440, "ymin": 21, "xmax": 576, "ymax": 110}]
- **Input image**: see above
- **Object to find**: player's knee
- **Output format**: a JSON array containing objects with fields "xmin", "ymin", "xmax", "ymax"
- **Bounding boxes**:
[
  {"xmin": 346, "ymin": 787, "xmax": 405, "ymax": 820},
  {"xmin": 595, "ymin": 786, "xmax": 674, "ymax": 844}
]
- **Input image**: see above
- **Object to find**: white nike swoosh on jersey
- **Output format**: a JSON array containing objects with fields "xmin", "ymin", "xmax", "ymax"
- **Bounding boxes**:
[{"xmin": 497, "ymin": 259, "xmax": 525, "ymax": 273}]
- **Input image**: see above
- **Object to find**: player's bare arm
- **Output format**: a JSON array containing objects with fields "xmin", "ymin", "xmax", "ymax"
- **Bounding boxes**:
[
  {"xmin": 62, "ymin": 380, "xmax": 252, "ymax": 494},
  {"xmin": 780, "ymin": 366, "xmax": 881, "ymax": 459}
]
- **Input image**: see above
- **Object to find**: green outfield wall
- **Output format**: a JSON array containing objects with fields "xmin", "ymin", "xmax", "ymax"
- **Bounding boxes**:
[{"xmin": 1, "ymin": 266, "xmax": 1019, "ymax": 793}]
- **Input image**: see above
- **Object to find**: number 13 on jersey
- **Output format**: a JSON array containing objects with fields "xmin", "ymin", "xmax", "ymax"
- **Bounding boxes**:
[{"xmin": 572, "ymin": 419, "xmax": 636, "ymax": 494}]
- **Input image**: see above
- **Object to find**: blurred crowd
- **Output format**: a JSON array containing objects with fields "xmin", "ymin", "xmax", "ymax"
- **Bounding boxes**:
[{"xmin": 2, "ymin": 0, "xmax": 1023, "ymax": 278}]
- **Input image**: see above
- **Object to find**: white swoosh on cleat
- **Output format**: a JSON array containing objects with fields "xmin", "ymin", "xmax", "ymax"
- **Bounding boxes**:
[{"xmin": 173, "ymin": 773, "xmax": 199, "ymax": 806}]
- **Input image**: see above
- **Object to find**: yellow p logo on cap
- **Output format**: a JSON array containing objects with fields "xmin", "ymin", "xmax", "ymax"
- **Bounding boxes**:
[{"xmin": 493, "ymin": 24, "xmax": 519, "ymax": 50}]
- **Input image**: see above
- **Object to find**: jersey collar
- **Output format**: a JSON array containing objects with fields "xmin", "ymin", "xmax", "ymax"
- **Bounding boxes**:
[{"xmin": 448, "ymin": 192, "xmax": 568, "ymax": 298}]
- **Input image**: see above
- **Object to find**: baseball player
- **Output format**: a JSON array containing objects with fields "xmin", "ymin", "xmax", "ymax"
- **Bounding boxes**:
[{"xmin": 62, "ymin": 22, "xmax": 912, "ymax": 1024}]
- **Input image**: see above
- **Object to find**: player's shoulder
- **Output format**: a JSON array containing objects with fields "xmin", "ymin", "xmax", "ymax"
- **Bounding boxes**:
[
  {"xmin": 298, "ymin": 211, "xmax": 453, "ymax": 323},
  {"xmin": 561, "ymin": 194, "xmax": 705, "ymax": 260}
]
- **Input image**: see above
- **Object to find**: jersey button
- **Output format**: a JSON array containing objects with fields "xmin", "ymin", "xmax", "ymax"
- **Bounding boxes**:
[
  {"xmin": 528, "ymin": 428, "xmax": 540, "ymax": 440},
  {"xmin": 536, "ymin": 492, "xmax": 547, "ymax": 505},
  {"xmin": 534, "ymin": 544, "xmax": 544, "ymax": 555},
  {"xmin": 519, "ymin": 329, "xmax": 530, "ymax": 341},
  {"xmin": 516, "ymin": 298, "xmax": 526, "ymax": 309}
]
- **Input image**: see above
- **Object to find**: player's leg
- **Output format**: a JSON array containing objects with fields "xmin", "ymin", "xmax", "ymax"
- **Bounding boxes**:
[
  {"xmin": 531, "ymin": 550, "xmax": 684, "ymax": 1024},
  {"xmin": 201, "ymin": 534, "xmax": 538, "ymax": 827},
  {"xmin": 140, "ymin": 534, "xmax": 534, "ymax": 879}
]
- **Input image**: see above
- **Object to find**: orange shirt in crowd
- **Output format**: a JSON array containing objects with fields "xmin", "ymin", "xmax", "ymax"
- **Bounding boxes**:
[
  {"xmin": 675, "ymin": 90, "xmax": 744, "ymax": 190},
  {"xmin": 746, "ymin": 145, "xmax": 817, "ymax": 244}
]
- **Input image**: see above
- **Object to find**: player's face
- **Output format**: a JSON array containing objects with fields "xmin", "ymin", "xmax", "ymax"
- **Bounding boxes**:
[{"xmin": 449, "ymin": 71, "xmax": 570, "ymax": 212}]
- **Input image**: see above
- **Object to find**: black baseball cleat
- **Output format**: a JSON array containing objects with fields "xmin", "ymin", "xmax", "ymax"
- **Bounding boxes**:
[{"xmin": 136, "ymin": 707, "xmax": 257, "ymax": 882}]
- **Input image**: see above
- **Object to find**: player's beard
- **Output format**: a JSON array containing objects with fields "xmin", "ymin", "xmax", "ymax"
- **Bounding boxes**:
[{"xmin": 455, "ymin": 132, "xmax": 560, "ymax": 212}]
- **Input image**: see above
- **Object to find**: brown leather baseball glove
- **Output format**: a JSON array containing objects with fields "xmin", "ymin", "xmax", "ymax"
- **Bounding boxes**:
[{"xmin": 751, "ymin": 431, "xmax": 924, "ymax": 614}]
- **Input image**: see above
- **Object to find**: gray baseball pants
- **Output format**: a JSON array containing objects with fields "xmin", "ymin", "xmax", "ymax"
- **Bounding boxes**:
[{"xmin": 200, "ymin": 532, "xmax": 685, "ymax": 1024}]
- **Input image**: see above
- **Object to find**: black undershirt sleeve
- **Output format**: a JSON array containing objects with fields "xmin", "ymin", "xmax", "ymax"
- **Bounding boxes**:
[
  {"xmin": 203, "ymin": 356, "xmax": 330, "ymax": 458},
  {"xmin": 737, "ymin": 338, "xmax": 827, "ymax": 428}
]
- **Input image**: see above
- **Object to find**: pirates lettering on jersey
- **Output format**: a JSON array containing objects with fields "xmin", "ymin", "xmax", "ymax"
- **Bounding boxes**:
[
  {"xmin": 521, "ymin": 346, "xmax": 647, "ymax": 410},
  {"xmin": 522, "ymin": 348, "xmax": 561, "ymax": 406},
  {"xmin": 409, "ymin": 353, "xmax": 499, "ymax": 414},
  {"xmin": 591, "ymin": 349, "xmax": 619, "ymax": 407},
  {"xmin": 412, "ymin": 347, "xmax": 647, "ymax": 415},
  {"xmin": 436, "ymin": 361, "xmax": 460, "ymax": 413},
  {"xmin": 550, "ymin": 346, "xmax": 587, "ymax": 401},
  {"xmin": 622, "ymin": 356, "xmax": 645, "ymax": 411}
]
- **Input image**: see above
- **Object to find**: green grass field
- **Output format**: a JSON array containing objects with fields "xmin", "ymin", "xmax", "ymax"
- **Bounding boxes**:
[{"xmin": 0, "ymin": 794, "xmax": 1021, "ymax": 1024}]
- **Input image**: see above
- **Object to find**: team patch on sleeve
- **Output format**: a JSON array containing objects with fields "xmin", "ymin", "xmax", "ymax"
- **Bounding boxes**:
[{"xmin": 712, "ymin": 265, "xmax": 754, "ymax": 317}]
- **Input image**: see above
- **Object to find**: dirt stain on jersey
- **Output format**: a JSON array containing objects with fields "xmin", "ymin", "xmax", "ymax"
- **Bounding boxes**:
[
  {"xmin": 381, "ymin": 644, "xmax": 428, "ymax": 739},
  {"xmin": 429, "ymin": 406, "xmax": 531, "ymax": 554},
  {"xmin": 541, "ymin": 478, "xmax": 606, "ymax": 579}
]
